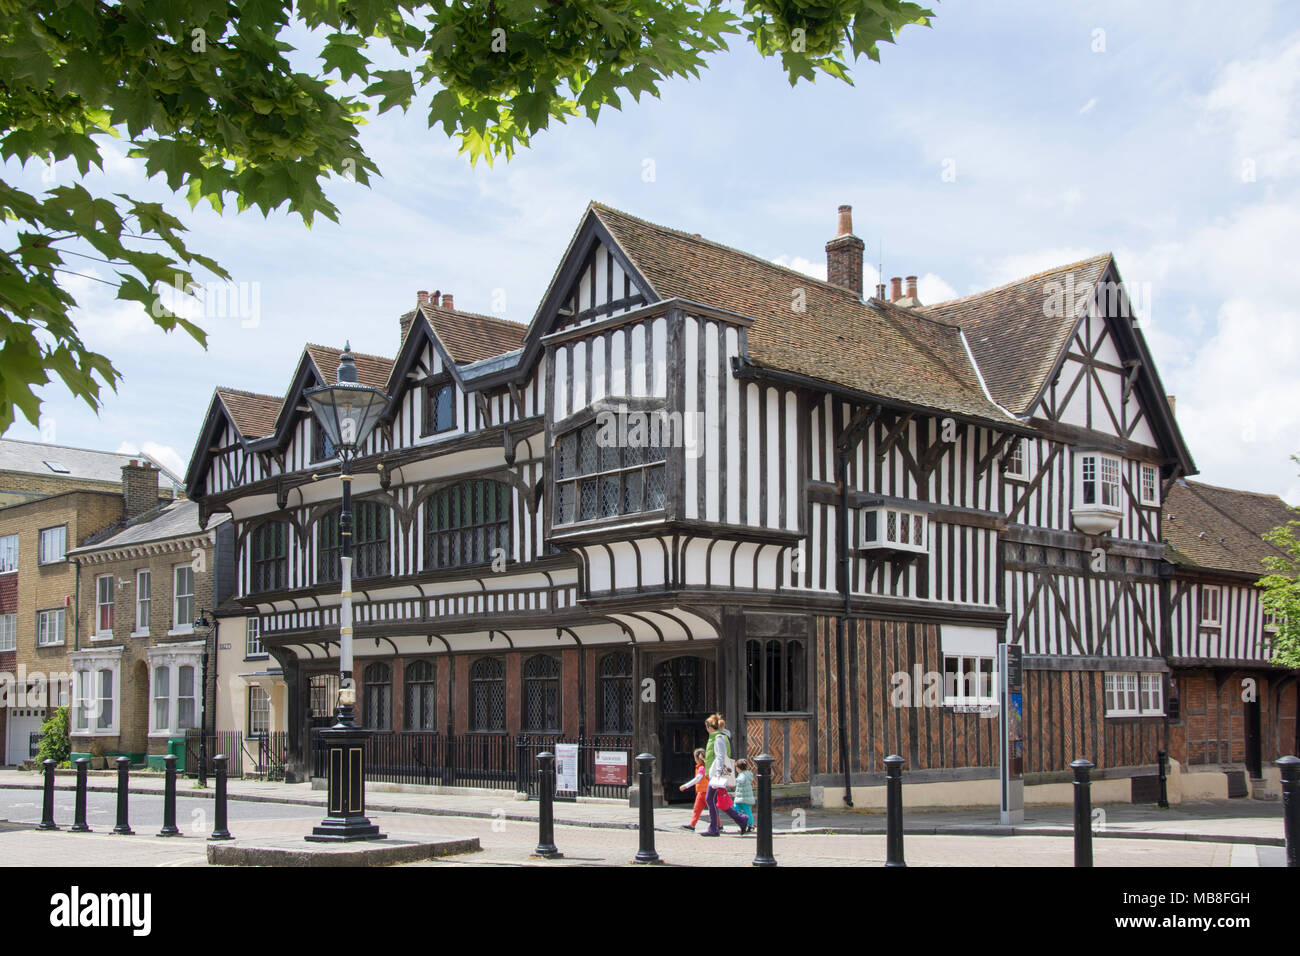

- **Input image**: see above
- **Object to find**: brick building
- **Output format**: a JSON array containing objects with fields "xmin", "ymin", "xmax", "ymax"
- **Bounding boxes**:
[
  {"xmin": 0, "ymin": 449, "xmax": 181, "ymax": 765},
  {"xmin": 67, "ymin": 495, "xmax": 233, "ymax": 768}
]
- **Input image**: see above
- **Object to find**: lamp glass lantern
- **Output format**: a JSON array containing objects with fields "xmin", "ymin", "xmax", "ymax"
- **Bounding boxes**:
[{"xmin": 304, "ymin": 346, "xmax": 387, "ymax": 458}]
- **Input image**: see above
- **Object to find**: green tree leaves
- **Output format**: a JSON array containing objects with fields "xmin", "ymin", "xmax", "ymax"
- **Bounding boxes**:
[
  {"xmin": 0, "ymin": 0, "xmax": 930, "ymax": 432},
  {"xmin": 1259, "ymin": 456, "xmax": 1300, "ymax": 669}
]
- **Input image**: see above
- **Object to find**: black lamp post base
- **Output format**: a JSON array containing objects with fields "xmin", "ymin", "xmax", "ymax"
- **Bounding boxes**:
[
  {"xmin": 306, "ymin": 819, "xmax": 387, "ymax": 843},
  {"xmin": 308, "ymin": 721, "xmax": 386, "ymax": 843}
]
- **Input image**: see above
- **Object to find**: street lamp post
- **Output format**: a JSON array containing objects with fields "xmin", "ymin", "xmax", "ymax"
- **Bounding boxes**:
[{"xmin": 303, "ymin": 345, "xmax": 388, "ymax": 842}]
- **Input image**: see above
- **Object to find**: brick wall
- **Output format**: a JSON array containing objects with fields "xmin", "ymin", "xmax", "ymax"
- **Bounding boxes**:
[
  {"xmin": 0, "ymin": 492, "xmax": 124, "ymax": 704},
  {"xmin": 71, "ymin": 536, "xmax": 219, "ymax": 758}
]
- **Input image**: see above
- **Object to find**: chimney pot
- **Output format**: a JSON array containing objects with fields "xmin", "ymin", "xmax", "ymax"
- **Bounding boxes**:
[
  {"xmin": 442, "ymin": 293, "xmax": 454, "ymax": 311},
  {"xmin": 905, "ymin": 276, "xmax": 918, "ymax": 300},
  {"xmin": 431, "ymin": 290, "xmax": 441, "ymax": 308},
  {"xmin": 890, "ymin": 277, "xmax": 903, "ymax": 302},
  {"xmin": 875, "ymin": 283, "xmax": 887, "ymax": 300},
  {"xmin": 417, "ymin": 290, "xmax": 429, "ymax": 306},
  {"xmin": 837, "ymin": 204, "xmax": 853, "ymax": 237}
]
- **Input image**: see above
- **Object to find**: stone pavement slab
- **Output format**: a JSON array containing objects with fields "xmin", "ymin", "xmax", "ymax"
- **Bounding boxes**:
[{"xmin": 0, "ymin": 769, "xmax": 1286, "ymax": 846}]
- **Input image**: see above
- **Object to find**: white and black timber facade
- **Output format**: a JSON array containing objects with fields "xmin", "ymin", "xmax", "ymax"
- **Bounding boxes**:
[{"xmin": 184, "ymin": 202, "xmax": 1298, "ymax": 804}]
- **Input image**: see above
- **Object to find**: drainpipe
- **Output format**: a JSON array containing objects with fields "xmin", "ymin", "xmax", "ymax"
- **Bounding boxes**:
[{"xmin": 835, "ymin": 444, "xmax": 854, "ymax": 808}]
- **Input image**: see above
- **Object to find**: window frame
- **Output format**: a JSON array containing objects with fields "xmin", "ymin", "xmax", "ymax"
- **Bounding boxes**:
[
  {"xmin": 1003, "ymin": 438, "xmax": 1029, "ymax": 481},
  {"xmin": 36, "ymin": 607, "xmax": 66, "ymax": 647},
  {"xmin": 421, "ymin": 378, "xmax": 457, "ymax": 437},
  {"xmin": 362, "ymin": 661, "xmax": 392, "ymax": 730},
  {"xmin": 597, "ymin": 650, "xmax": 633, "ymax": 735},
  {"xmin": 552, "ymin": 417, "xmax": 668, "ymax": 528},
  {"xmin": 310, "ymin": 417, "xmax": 338, "ymax": 464},
  {"xmin": 37, "ymin": 524, "xmax": 67, "ymax": 565},
  {"xmin": 423, "ymin": 480, "xmax": 512, "ymax": 572},
  {"xmin": 71, "ymin": 648, "xmax": 122, "ymax": 737},
  {"xmin": 522, "ymin": 654, "xmax": 562, "ymax": 733},
  {"xmin": 0, "ymin": 533, "xmax": 17, "ymax": 573},
  {"xmin": 134, "ymin": 569, "xmax": 151, "ymax": 636},
  {"xmin": 246, "ymin": 617, "xmax": 265, "ymax": 658},
  {"xmin": 744, "ymin": 637, "xmax": 809, "ymax": 714},
  {"xmin": 860, "ymin": 506, "xmax": 929, "ymax": 554},
  {"xmin": 404, "ymin": 659, "xmax": 437, "ymax": 731},
  {"xmin": 250, "ymin": 521, "xmax": 289, "ymax": 594},
  {"xmin": 0, "ymin": 612, "xmax": 16, "ymax": 652},
  {"xmin": 1201, "ymin": 585, "xmax": 1222, "ymax": 628},
  {"xmin": 468, "ymin": 656, "xmax": 506, "ymax": 733},
  {"xmin": 1139, "ymin": 463, "xmax": 1160, "ymax": 506},
  {"xmin": 1077, "ymin": 452, "xmax": 1123, "ymax": 511},
  {"xmin": 942, "ymin": 653, "xmax": 998, "ymax": 708},
  {"xmin": 171, "ymin": 563, "xmax": 195, "ymax": 635},
  {"xmin": 146, "ymin": 643, "xmax": 205, "ymax": 737},
  {"xmin": 247, "ymin": 685, "xmax": 271, "ymax": 737},
  {"xmin": 94, "ymin": 573, "xmax": 115, "ymax": 638},
  {"xmin": 1104, "ymin": 671, "xmax": 1163, "ymax": 717},
  {"xmin": 318, "ymin": 501, "xmax": 390, "ymax": 583}
]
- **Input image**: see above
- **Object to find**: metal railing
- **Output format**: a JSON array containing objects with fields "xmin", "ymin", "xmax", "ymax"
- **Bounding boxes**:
[
  {"xmin": 184, "ymin": 730, "xmax": 245, "ymax": 778},
  {"xmin": 28, "ymin": 732, "xmax": 41, "ymax": 759},
  {"xmin": 307, "ymin": 731, "xmax": 632, "ymax": 799}
]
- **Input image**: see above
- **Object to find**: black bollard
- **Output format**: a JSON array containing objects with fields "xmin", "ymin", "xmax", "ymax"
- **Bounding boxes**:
[
  {"xmin": 1071, "ymin": 758, "xmax": 1094, "ymax": 867},
  {"xmin": 1157, "ymin": 749, "xmax": 1169, "ymax": 809},
  {"xmin": 1277, "ymin": 755, "xmax": 1300, "ymax": 868},
  {"xmin": 532, "ymin": 751, "xmax": 562, "ymax": 858},
  {"xmin": 70, "ymin": 758, "xmax": 90, "ymax": 832},
  {"xmin": 632, "ymin": 753, "xmax": 661, "ymax": 864},
  {"xmin": 209, "ymin": 755, "xmax": 232, "ymax": 840},
  {"xmin": 112, "ymin": 756, "xmax": 134, "ymax": 835},
  {"xmin": 38, "ymin": 759, "xmax": 58, "ymax": 830},
  {"xmin": 158, "ymin": 755, "xmax": 180, "ymax": 837},
  {"xmin": 752, "ymin": 753, "xmax": 777, "ymax": 867},
  {"xmin": 885, "ymin": 754, "xmax": 906, "ymax": 867}
]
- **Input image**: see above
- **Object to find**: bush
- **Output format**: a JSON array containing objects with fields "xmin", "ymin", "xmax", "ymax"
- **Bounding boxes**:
[{"xmin": 35, "ymin": 706, "xmax": 71, "ymax": 765}]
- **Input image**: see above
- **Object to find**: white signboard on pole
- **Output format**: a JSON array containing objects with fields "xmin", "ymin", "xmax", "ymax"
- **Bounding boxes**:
[{"xmin": 554, "ymin": 743, "xmax": 579, "ymax": 794}]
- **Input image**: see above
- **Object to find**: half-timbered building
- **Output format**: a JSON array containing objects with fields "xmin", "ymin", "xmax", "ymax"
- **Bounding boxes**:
[{"xmin": 184, "ymin": 202, "xmax": 1297, "ymax": 806}]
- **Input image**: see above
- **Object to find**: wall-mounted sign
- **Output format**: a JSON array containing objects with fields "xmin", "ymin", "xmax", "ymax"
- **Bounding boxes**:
[
  {"xmin": 554, "ymin": 743, "xmax": 579, "ymax": 793},
  {"xmin": 594, "ymin": 750, "xmax": 627, "ymax": 786}
]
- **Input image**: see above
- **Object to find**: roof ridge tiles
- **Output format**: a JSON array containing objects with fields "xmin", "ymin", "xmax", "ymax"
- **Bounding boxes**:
[{"xmin": 918, "ymin": 252, "xmax": 1114, "ymax": 310}]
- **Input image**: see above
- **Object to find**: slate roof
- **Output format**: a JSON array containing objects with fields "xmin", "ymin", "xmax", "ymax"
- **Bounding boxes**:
[
  {"xmin": 917, "ymin": 254, "xmax": 1115, "ymax": 415},
  {"xmin": 590, "ymin": 203, "xmax": 1020, "ymax": 427},
  {"xmin": 215, "ymin": 388, "xmax": 282, "ymax": 439},
  {"xmin": 71, "ymin": 498, "xmax": 229, "ymax": 554},
  {"xmin": 0, "ymin": 438, "xmax": 182, "ymax": 492},
  {"xmin": 1164, "ymin": 480, "xmax": 1296, "ymax": 577},
  {"xmin": 417, "ymin": 307, "xmax": 527, "ymax": 364}
]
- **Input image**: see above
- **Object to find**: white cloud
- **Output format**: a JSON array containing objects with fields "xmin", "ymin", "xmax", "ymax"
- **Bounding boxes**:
[
  {"xmin": 117, "ymin": 441, "xmax": 186, "ymax": 478},
  {"xmin": 1078, "ymin": 97, "xmax": 1098, "ymax": 115},
  {"xmin": 771, "ymin": 255, "xmax": 827, "ymax": 282}
]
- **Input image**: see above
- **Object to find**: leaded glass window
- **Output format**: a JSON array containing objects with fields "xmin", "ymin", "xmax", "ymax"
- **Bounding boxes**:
[
  {"xmin": 424, "ymin": 481, "xmax": 511, "ymax": 570},
  {"xmin": 523, "ymin": 655, "xmax": 560, "ymax": 732},
  {"xmin": 553, "ymin": 420, "xmax": 667, "ymax": 526}
]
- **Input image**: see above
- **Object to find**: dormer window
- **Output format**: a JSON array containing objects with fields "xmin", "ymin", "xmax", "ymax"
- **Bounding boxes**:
[
  {"xmin": 422, "ymin": 380, "xmax": 456, "ymax": 436},
  {"xmin": 1072, "ymin": 451, "xmax": 1123, "ymax": 534},
  {"xmin": 860, "ymin": 506, "xmax": 928, "ymax": 555},
  {"xmin": 311, "ymin": 419, "xmax": 336, "ymax": 463}
]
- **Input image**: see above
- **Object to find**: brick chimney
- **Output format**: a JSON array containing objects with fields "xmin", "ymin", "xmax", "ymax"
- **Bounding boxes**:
[
  {"xmin": 121, "ymin": 459, "xmax": 159, "ymax": 519},
  {"xmin": 442, "ymin": 293, "xmax": 454, "ymax": 311},
  {"xmin": 890, "ymin": 277, "xmax": 902, "ymax": 302},
  {"xmin": 825, "ymin": 205, "xmax": 865, "ymax": 296},
  {"xmin": 874, "ymin": 282, "xmax": 887, "ymax": 300}
]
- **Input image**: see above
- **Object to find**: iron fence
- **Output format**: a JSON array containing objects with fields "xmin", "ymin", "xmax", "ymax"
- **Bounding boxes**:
[
  {"xmin": 184, "ymin": 729, "xmax": 245, "ymax": 778},
  {"xmin": 252, "ymin": 732, "xmax": 289, "ymax": 780},
  {"xmin": 516, "ymin": 734, "xmax": 633, "ymax": 800},
  {"xmin": 306, "ymin": 731, "xmax": 631, "ymax": 798},
  {"xmin": 28, "ymin": 732, "xmax": 41, "ymax": 759}
]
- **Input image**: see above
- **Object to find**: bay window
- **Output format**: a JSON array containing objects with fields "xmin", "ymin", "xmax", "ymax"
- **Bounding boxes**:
[
  {"xmin": 70, "ymin": 646, "xmax": 122, "ymax": 736},
  {"xmin": 147, "ymin": 643, "xmax": 204, "ymax": 736},
  {"xmin": 553, "ymin": 418, "xmax": 667, "ymax": 526}
]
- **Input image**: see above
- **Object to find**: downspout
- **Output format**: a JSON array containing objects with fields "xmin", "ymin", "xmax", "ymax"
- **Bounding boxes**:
[{"xmin": 835, "ymin": 444, "xmax": 854, "ymax": 808}]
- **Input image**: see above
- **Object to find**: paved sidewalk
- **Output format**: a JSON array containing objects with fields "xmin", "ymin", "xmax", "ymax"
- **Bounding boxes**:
[{"xmin": 0, "ymin": 769, "xmax": 1285, "ymax": 846}]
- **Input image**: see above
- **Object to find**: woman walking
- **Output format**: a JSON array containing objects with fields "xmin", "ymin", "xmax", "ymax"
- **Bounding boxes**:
[{"xmin": 701, "ymin": 713, "xmax": 750, "ymax": 836}]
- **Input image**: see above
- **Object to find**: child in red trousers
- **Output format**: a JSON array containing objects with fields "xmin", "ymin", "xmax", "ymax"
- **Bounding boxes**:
[{"xmin": 678, "ymin": 748, "xmax": 708, "ymax": 830}]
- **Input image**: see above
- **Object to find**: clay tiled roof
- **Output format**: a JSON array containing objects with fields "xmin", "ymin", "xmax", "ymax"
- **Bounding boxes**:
[
  {"xmin": 918, "ymin": 255, "xmax": 1114, "ymax": 414},
  {"xmin": 215, "ymin": 388, "xmax": 282, "ymax": 439},
  {"xmin": 1164, "ymin": 480, "xmax": 1297, "ymax": 576},
  {"xmin": 590, "ymin": 204, "xmax": 1019, "ymax": 426},
  {"xmin": 305, "ymin": 344, "xmax": 394, "ymax": 389},
  {"xmin": 417, "ymin": 307, "xmax": 527, "ymax": 364}
]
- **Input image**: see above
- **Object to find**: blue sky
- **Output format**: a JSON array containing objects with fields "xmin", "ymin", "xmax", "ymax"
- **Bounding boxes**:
[{"xmin": 5, "ymin": 0, "xmax": 1300, "ymax": 502}]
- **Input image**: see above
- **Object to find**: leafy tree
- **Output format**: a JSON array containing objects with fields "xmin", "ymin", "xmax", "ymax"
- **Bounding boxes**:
[
  {"xmin": 35, "ymin": 704, "xmax": 72, "ymax": 765},
  {"xmin": 0, "ymin": 0, "xmax": 931, "ymax": 432},
  {"xmin": 1259, "ymin": 456, "xmax": 1300, "ymax": 668}
]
